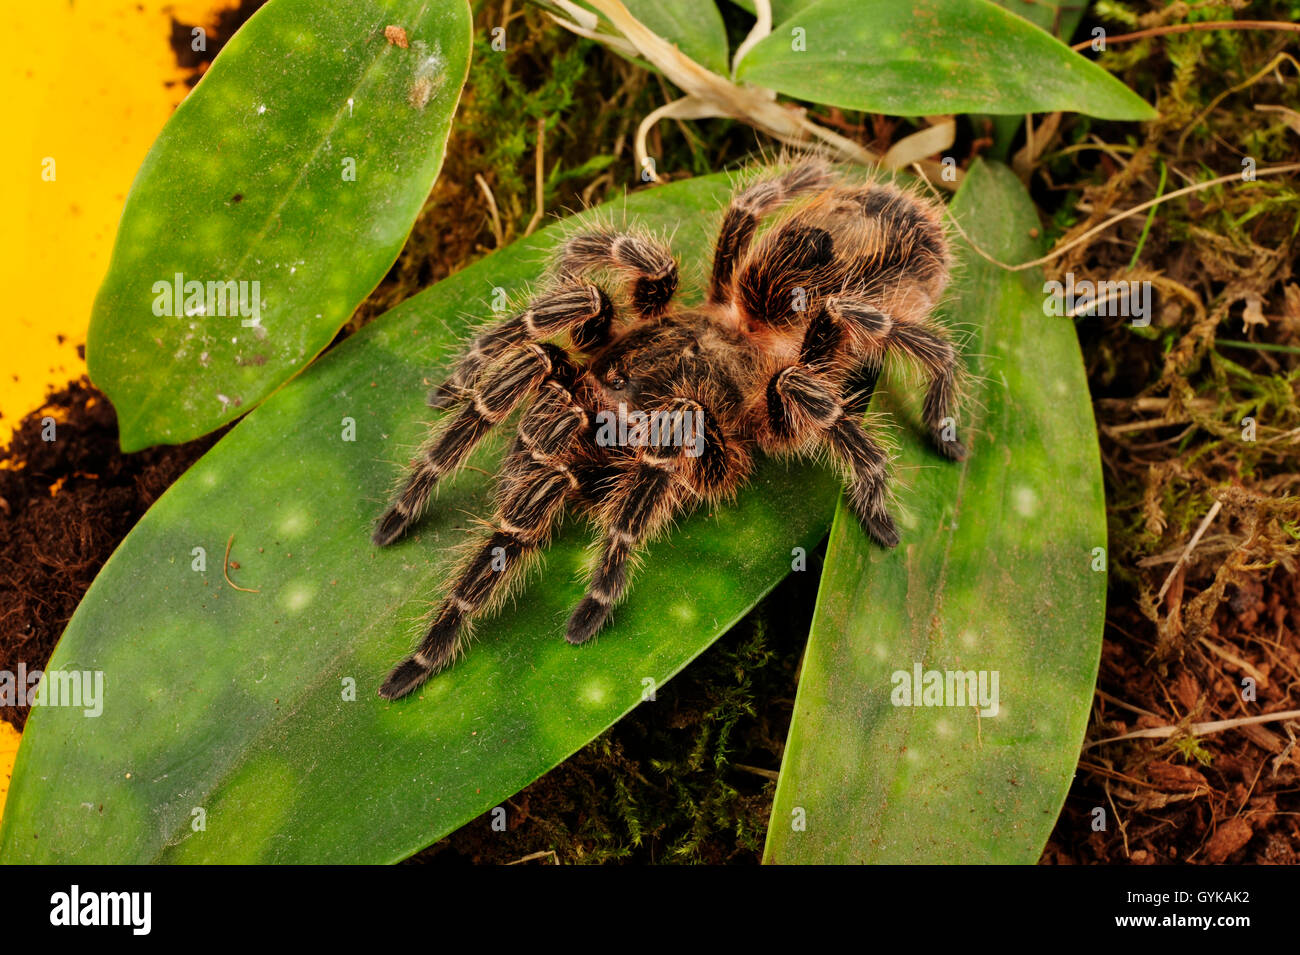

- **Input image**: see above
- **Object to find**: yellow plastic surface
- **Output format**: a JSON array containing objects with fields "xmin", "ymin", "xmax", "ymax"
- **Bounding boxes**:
[{"xmin": 1, "ymin": 0, "xmax": 224, "ymax": 445}]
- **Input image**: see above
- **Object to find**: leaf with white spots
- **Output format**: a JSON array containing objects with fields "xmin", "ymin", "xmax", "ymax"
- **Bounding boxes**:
[
  {"xmin": 764, "ymin": 161, "xmax": 1107, "ymax": 864},
  {"xmin": 87, "ymin": 0, "xmax": 472, "ymax": 452},
  {"xmin": 735, "ymin": 0, "xmax": 1155, "ymax": 120},
  {"xmin": 0, "ymin": 175, "xmax": 841, "ymax": 863}
]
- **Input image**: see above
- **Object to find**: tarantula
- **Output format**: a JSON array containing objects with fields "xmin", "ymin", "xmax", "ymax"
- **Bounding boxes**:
[{"xmin": 372, "ymin": 158, "xmax": 965, "ymax": 700}]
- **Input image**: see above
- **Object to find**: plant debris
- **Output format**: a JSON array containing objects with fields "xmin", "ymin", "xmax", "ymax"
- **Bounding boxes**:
[{"xmin": 1034, "ymin": 0, "xmax": 1300, "ymax": 865}]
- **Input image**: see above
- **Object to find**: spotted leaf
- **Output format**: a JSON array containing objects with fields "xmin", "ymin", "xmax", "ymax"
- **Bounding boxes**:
[{"xmin": 87, "ymin": 0, "xmax": 472, "ymax": 452}]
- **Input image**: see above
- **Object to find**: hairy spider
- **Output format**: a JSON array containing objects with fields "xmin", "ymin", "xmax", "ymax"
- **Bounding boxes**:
[{"xmin": 372, "ymin": 158, "xmax": 965, "ymax": 700}]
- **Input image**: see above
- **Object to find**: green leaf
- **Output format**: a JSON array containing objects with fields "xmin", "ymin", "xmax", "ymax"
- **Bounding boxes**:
[
  {"xmin": 733, "ymin": 0, "xmax": 1098, "ymax": 156},
  {"xmin": 727, "ymin": 0, "xmax": 818, "ymax": 23},
  {"xmin": 0, "ymin": 175, "xmax": 840, "ymax": 864},
  {"xmin": 990, "ymin": 0, "xmax": 1087, "ymax": 36},
  {"xmin": 621, "ymin": 0, "xmax": 731, "ymax": 75},
  {"xmin": 86, "ymin": 0, "xmax": 472, "ymax": 453},
  {"xmin": 764, "ymin": 160, "xmax": 1107, "ymax": 864},
  {"xmin": 981, "ymin": 0, "xmax": 1093, "ymax": 158},
  {"xmin": 735, "ymin": 0, "xmax": 1156, "ymax": 120}
]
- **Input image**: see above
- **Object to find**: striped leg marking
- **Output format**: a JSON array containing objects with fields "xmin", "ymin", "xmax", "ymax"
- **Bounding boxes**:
[
  {"xmin": 708, "ymin": 158, "xmax": 834, "ymax": 304},
  {"xmin": 374, "ymin": 343, "xmax": 573, "ymax": 547},
  {"xmin": 379, "ymin": 386, "xmax": 589, "ymax": 699},
  {"xmin": 766, "ymin": 363, "xmax": 899, "ymax": 548},
  {"xmin": 827, "ymin": 297, "xmax": 965, "ymax": 460},
  {"xmin": 565, "ymin": 398, "xmax": 704, "ymax": 645},
  {"xmin": 559, "ymin": 229, "xmax": 679, "ymax": 318},
  {"xmin": 427, "ymin": 282, "xmax": 613, "ymax": 409}
]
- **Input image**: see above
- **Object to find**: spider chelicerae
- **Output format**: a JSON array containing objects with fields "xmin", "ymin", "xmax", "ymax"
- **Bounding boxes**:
[{"xmin": 373, "ymin": 157, "xmax": 966, "ymax": 700}]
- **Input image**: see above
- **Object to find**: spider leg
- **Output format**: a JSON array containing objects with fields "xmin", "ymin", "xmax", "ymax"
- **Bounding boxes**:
[
  {"xmin": 427, "ymin": 281, "xmax": 613, "ymax": 409},
  {"xmin": 565, "ymin": 395, "xmax": 733, "ymax": 645},
  {"xmin": 558, "ymin": 228, "xmax": 679, "ymax": 319},
  {"xmin": 845, "ymin": 184, "xmax": 949, "ymax": 290},
  {"xmin": 373, "ymin": 342, "xmax": 579, "ymax": 546},
  {"xmin": 765, "ymin": 361, "xmax": 899, "ymax": 548},
  {"xmin": 795, "ymin": 303, "xmax": 893, "ymax": 419},
  {"xmin": 826, "ymin": 297, "xmax": 966, "ymax": 460},
  {"xmin": 841, "ymin": 364, "xmax": 883, "ymax": 417},
  {"xmin": 709, "ymin": 158, "xmax": 834, "ymax": 305},
  {"xmin": 379, "ymin": 384, "xmax": 590, "ymax": 699}
]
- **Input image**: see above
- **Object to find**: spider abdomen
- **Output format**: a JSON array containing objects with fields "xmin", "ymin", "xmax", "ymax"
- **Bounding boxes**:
[{"xmin": 733, "ymin": 182, "xmax": 951, "ymax": 336}]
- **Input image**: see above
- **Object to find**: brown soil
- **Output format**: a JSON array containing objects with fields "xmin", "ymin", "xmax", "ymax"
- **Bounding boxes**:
[
  {"xmin": 1043, "ymin": 580, "xmax": 1300, "ymax": 865},
  {"xmin": 10, "ymin": 373, "xmax": 1293, "ymax": 863},
  {"xmin": 167, "ymin": 0, "xmax": 267, "ymax": 90}
]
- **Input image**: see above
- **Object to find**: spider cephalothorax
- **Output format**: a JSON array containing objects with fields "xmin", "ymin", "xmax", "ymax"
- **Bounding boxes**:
[{"xmin": 373, "ymin": 158, "xmax": 965, "ymax": 700}]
